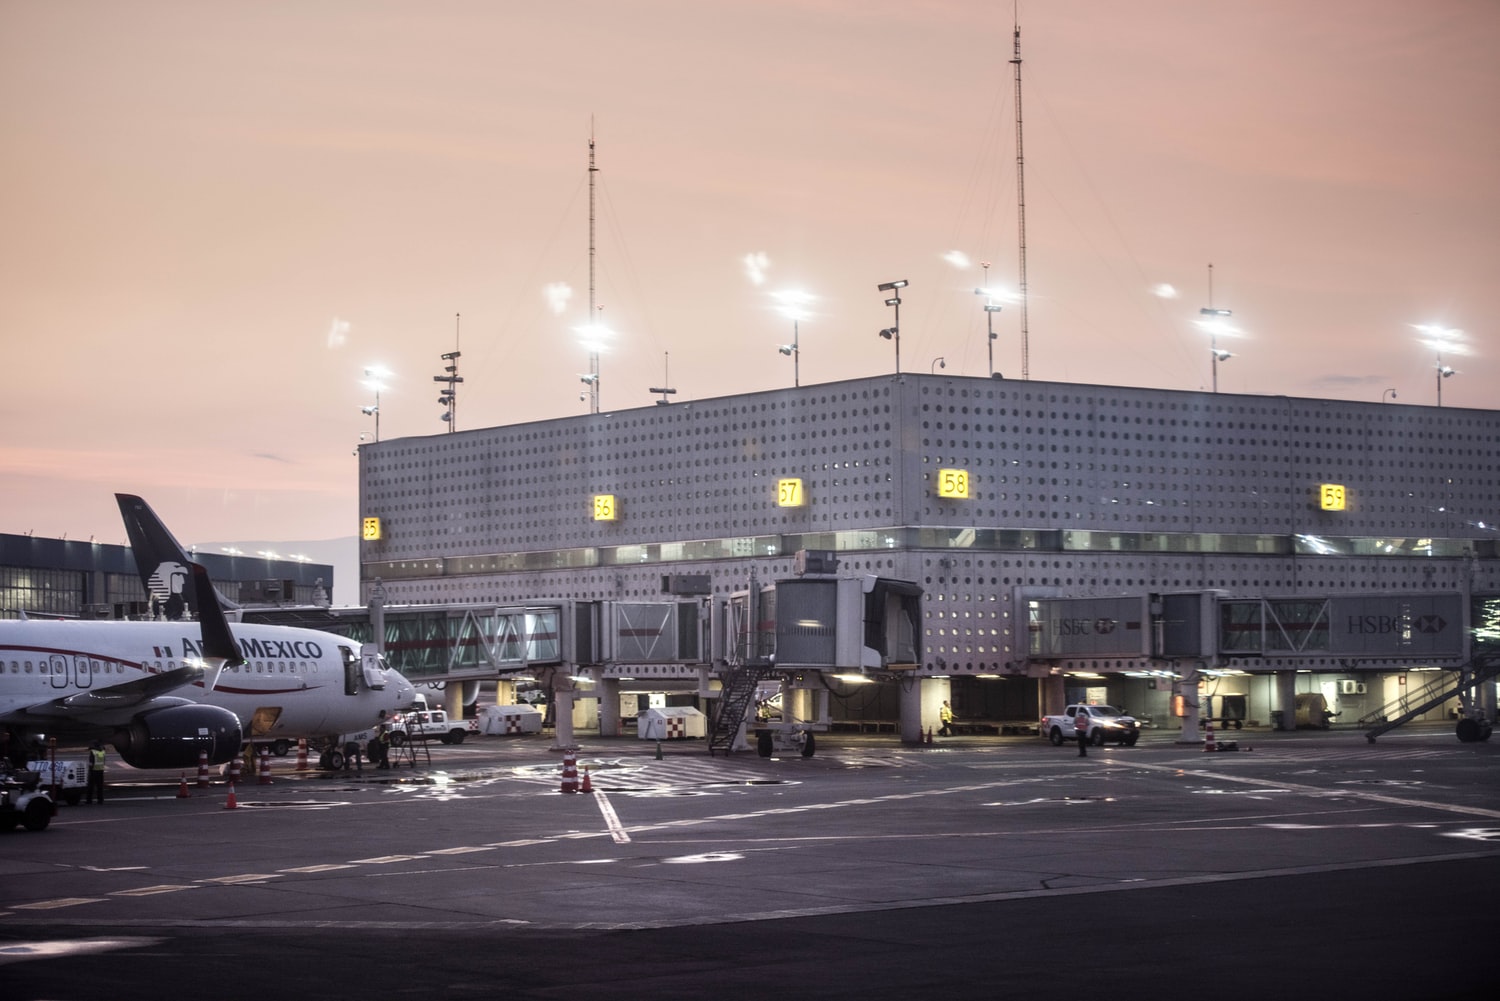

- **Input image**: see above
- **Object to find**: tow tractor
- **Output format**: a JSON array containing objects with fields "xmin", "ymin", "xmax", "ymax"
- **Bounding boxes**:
[{"xmin": 1, "ymin": 766, "xmax": 54, "ymax": 832}]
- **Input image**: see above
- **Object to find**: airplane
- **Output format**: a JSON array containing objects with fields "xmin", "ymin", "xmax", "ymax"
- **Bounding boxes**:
[
  {"xmin": 0, "ymin": 515, "xmax": 415, "ymax": 772},
  {"xmin": 111, "ymin": 493, "xmax": 415, "ymax": 755}
]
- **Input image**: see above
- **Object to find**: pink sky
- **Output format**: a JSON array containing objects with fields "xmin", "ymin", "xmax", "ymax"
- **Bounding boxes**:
[{"xmin": 3, "ymin": 0, "xmax": 1497, "ymax": 551}]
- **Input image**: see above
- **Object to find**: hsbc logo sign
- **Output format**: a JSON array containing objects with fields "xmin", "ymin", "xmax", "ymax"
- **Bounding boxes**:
[
  {"xmin": 1414, "ymin": 615, "xmax": 1447, "ymax": 634},
  {"xmin": 1346, "ymin": 614, "xmax": 1449, "ymax": 635},
  {"xmin": 1326, "ymin": 595, "xmax": 1464, "ymax": 656},
  {"xmin": 1055, "ymin": 617, "xmax": 1123, "ymax": 636},
  {"xmin": 1030, "ymin": 598, "xmax": 1150, "ymax": 658}
]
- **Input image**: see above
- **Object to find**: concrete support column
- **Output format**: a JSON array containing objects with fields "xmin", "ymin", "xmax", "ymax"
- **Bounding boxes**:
[
  {"xmin": 1040, "ymin": 674, "xmax": 1067, "ymax": 718},
  {"xmin": 442, "ymin": 685, "xmax": 463, "ymax": 720},
  {"xmin": 811, "ymin": 686, "xmax": 830, "ymax": 726},
  {"xmin": 495, "ymin": 679, "xmax": 517, "ymax": 706},
  {"xmin": 785, "ymin": 685, "xmax": 811, "ymax": 725},
  {"xmin": 1176, "ymin": 666, "xmax": 1203, "ymax": 744},
  {"xmin": 551, "ymin": 672, "xmax": 576, "ymax": 750},
  {"xmin": 598, "ymin": 677, "xmax": 621, "ymax": 737},
  {"xmin": 899, "ymin": 676, "xmax": 923, "ymax": 744},
  {"xmin": 1275, "ymin": 670, "xmax": 1298, "ymax": 731}
]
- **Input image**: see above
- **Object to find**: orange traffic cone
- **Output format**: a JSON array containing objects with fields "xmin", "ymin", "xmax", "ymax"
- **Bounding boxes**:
[
  {"xmin": 581, "ymin": 767, "xmax": 594, "ymax": 794},
  {"xmin": 926, "ymin": 727, "xmax": 934, "ymax": 745},
  {"xmin": 224, "ymin": 783, "xmax": 238, "ymax": 810},
  {"xmin": 1203, "ymin": 720, "xmax": 1217, "ymax": 753},
  {"xmin": 177, "ymin": 773, "xmax": 191, "ymax": 799}
]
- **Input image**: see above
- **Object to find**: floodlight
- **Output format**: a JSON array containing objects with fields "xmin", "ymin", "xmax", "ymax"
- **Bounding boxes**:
[{"xmin": 876, "ymin": 280, "xmax": 908, "ymax": 292}]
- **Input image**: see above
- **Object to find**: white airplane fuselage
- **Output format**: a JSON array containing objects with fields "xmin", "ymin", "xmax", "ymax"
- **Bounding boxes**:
[{"xmin": 0, "ymin": 618, "xmax": 415, "ymax": 765}]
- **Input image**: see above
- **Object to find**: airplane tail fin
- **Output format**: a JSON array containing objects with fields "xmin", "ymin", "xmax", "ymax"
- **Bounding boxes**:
[
  {"xmin": 189, "ymin": 561, "xmax": 244, "ymax": 691},
  {"xmin": 115, "ymin": 493, "xmax": 240, "ymax": 619}
]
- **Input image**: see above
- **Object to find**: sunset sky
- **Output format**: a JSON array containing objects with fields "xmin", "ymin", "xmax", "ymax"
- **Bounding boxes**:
[{"xmin": 3, "ymin": 0, "xmax": 1497, "ymax": 563}]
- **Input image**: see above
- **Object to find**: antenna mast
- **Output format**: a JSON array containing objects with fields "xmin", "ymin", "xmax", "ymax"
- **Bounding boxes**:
[
  {"xmin": 435, "ymin": 312, "xmax": 463, "ymax": 432},
  {"xmin": 586, "ymin": 124, "xmax": 601, "ymax": 414},
  {"xmin": 1011, "ymin": 17, "xmax": 1030, "ymax": 380}
]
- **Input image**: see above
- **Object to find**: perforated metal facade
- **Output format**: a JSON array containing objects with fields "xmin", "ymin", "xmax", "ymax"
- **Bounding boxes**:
[{"xmin": 359, "ymin": 375, "xmax": 1499, "ymax": 676}]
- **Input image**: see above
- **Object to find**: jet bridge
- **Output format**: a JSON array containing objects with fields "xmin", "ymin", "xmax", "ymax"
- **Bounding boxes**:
[
  {"xmin": 1024, "ymin": 590, "xmax": 1482, "ymax": 740},
  {"xmin": 264, "ymin": 570, "xmax": 924, "ymax": 751}
]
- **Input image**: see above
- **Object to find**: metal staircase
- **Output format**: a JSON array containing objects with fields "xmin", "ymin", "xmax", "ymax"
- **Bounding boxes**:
[
  {"xmin": 1363, "ymin": 656, "xmax": 1500, "ymax": 743},
  {"xmin": 708, "ymin": 666, "xmax": 771, "ymax": 756}
]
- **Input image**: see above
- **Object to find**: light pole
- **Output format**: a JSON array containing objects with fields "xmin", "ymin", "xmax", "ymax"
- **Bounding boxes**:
[
  {"xmin": 1198, "ymin": 264, "xmax": 1234, "ymax": 393},
  {"xmin": 574, "ymin": 318, "xmax": 612, "ymax": 414},
  {"xmin": 1382, "ymin": 388, "xmax": 1397, "ymax": 404},
  {"xmin": 975, "ymin": 262, "xmax": 1003, "ymax": 377},
  {"xmin": 877, "ymin": 280, "xmax": 908, "ymax": 374},
  {"xmin": 362, "ymin": 367, "xmax": 390, "ymax": 441},
  {"xmin": 1413, "ymin": 324, "xmax": 1465, "ymax": 407},
  {"xmin": 771, "ymin": 290, "xmax": 813, "ymax": 387},
  {"xmin": 931, "ymin": 357, "xmax": 946, "ymax": 373},
  {"xmin": 1198, "ymin": 308, "xmax": 1233, "ymax": 392}
]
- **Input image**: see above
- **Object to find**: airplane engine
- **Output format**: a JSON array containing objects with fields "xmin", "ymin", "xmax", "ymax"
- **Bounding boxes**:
[{"xmin": 113, "ymin": 704, "xmax": 244, "ymax": 769}]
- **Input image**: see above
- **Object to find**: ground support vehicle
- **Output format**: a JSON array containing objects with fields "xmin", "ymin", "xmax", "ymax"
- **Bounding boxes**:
[
  {"xmin": 388, "ymin": 709, "xmax": 473, "ymax": 746},
  {"xmin": 26, "ymin": 759, "xmax": 87, "ymax": 806},
  {"xmin": 1042, "ymin": 704, "xmax": 1141, "ymax": 747},
  {"xmin": 1, "ymin": 769, "xmax": 54, "ymax": 832}
]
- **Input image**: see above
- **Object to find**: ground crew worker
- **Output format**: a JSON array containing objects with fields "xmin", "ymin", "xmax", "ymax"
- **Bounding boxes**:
[
  {"xmin": 372, "ymin": 727, "xmax": 391, "ymax": 769},
  {"xmin": 86, "ymin": 739, "xmax": 107, "ymax": 803},
  {"xmin": 939, "ymin": 700, "xmax": 955, "ymax": 737},
  {"xmin": 1074, "ymin": 707, "xmax": 1089, "ymax": 757}
]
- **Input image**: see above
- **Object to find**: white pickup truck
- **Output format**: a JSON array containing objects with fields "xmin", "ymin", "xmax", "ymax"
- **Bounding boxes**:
[
  {"xmin": 388, "ymin": 708, "xmax": 473, "ymax": 746},
  {"xmin": 1041, "ymin": 704, "xmax": 1141, "ymax": 747}
]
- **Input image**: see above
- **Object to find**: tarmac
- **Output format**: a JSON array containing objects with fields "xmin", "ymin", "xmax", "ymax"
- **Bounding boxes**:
[{"xmin": 2, "ymin": 723, "xmax": 1496, "ymax": 1000}]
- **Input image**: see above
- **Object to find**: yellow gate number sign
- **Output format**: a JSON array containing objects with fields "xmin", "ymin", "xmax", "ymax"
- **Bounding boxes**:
[
  {"xmin": 936, "ymin": 469, "xmax": 970, "ymax": 499},
  {"xmin": 361, "ymin": 517, "xmax": 382, "ymax": 541},
  {"xmin": 1319, "ymin": 483, "xmax": 1347, "ymax": 511},
  {"xmin": 592, "ymin": 494, "xmax": 618, "ymax": 521},
  {"xmin": 776, "ymin": 478, "xmax": 804, "ymax": 507}
]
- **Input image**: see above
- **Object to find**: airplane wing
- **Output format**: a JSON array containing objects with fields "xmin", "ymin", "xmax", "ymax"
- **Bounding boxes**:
[
  {"xmin": 0, "ymin": 562, "xmax": 244, "ymax": 729},
  {"xmin": 2, "ymin": 666, "xmax": 202, "ymax": 721}
]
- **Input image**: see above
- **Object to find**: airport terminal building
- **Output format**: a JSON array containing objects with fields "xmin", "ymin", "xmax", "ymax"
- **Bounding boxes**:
[
  {"xmin": 0, "ymin": 535, "xmax": 333, "ymax": 622},
  {"xmin": 357, "ymin": 374, "xmax": 1500, "ymax": 738}
]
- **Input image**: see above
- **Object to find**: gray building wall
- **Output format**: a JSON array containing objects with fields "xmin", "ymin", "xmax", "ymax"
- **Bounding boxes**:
[{"xmin": 358, "ymin": 375, "xmax": 1499, "ymax": 676}]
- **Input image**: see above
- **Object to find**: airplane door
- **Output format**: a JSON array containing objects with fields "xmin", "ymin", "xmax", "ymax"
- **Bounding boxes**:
[
  {"xmin": 49, "ymin": 655, "xmax": 68, "ymax": 689},
  {"xmin": 74, "ymin": 656, "xmax": 93, "ymax": 689}
]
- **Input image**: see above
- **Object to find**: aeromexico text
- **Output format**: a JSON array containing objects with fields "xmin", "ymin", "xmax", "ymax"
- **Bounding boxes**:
[{"xmin": 180, "ymin": 636, "xmax": 327, "ymax": 660}]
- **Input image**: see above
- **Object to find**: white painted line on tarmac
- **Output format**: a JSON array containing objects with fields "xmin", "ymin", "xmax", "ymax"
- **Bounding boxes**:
[
  {"xmin": 109, "ymin": 884, "xmax": 196, "ymax": 897},
  {"xmin": 1126, "ymin": 760, "xmax": 1500, "ymax": 820},
  {"xmin": 593, "ymin": 790, "xmax": 631, "ymax": 844}
]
